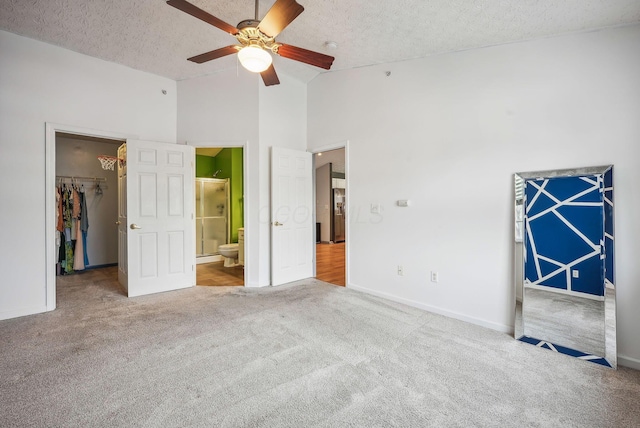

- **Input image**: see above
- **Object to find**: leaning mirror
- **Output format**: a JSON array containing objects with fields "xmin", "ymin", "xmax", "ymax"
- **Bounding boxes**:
[{"xmin": 514, "ymin": 165, "xmax": 616, "ymax": 368}]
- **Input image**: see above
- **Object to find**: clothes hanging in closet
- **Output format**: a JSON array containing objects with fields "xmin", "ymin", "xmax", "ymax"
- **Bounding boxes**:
[{"xmin": 56, "ymin": 183, "xmax": 90, "ymax": 275}]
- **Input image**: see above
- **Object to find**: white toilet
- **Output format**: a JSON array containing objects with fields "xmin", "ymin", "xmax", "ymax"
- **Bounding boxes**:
[{"xmin": 218, "ymin": 243, "xmax": 239, "ymax": 267}]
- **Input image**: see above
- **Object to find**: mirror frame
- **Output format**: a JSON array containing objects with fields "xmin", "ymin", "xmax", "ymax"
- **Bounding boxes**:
[{"xmin": 514, "ymin": 165, "xmax": 616, "ymax": 368}]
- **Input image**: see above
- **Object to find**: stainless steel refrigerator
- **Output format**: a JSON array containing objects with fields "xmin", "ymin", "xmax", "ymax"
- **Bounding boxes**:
[{"xmin": 332, "ymin": 188, "xmax": 346, "ymax": 243}]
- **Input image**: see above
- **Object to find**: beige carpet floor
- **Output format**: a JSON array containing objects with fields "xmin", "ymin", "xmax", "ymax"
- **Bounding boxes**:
[{"xmin": 1, "ymin": 267, "xmax": 639, "ymax": 427}]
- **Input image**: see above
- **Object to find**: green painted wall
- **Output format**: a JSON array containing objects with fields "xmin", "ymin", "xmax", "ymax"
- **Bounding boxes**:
[
  {"xmin": 195, "ymin": 154, "xmax": 216, "ymax": 178},
  {"xmin": 215, "ymin": 148, "xmax": 244, "ymax": 242},
  {"xmin": 230, "ymin": 148, "xmax": 243, "ymax": 242},
  {"xmin": 195, "ymin": 149, "xmax": 244, "ymax": 243}
]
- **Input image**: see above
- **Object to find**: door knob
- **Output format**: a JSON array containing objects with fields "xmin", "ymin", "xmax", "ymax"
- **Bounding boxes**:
[
  {"xmin": 130, "ymin": 223, "xmax": 142, "ymax": 230},
  {"xmin": 273, "ymin": 221, "xmax": 283, "ymax": 226},
  {"xmin": 115, "ymin": 221, "xmax": 121, "ymax": 225}
]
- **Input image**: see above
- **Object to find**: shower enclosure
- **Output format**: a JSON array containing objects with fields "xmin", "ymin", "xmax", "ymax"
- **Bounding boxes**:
[{"xmin": 195, "ymin": 178, "xmax": 230, "ymax": 259}]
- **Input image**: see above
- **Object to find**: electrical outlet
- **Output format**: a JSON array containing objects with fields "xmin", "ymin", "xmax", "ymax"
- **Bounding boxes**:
[
  {"xmin": 397, "ymin": 265, "xmax": 404, "ymax": 276},
  {"xmin": 572, "ymin": 270, "xmax": 579, "ymax": 278},
  {"xmin": 430, "ymin": 271, "xmax": 439, "ymax": 283}
]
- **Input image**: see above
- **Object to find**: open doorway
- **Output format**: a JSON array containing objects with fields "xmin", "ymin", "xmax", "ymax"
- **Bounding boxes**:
[
  {"xmin": 54, "ymin": 132, "xmax": 125, "ymax": 303},
  {"xmin": 194, "ymin": 147, "xmax": 244, "ymax": 287},
  {"xmin": 314, "ymin": 148, "xmax": 346, "ymax": 286}
]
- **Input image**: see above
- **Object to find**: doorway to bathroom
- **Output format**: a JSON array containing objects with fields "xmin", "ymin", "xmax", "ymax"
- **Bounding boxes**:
[
  {"xmin": 314, "ymin": 147, "xmax": 346, "ymax": 287},
  {"xmin": 194, "ymin": 147, "xmax": 245, "ymax": 286}
]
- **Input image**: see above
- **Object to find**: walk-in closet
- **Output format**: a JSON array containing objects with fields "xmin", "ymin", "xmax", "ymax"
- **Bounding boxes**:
[{"xmin": 55, "ymin": 133, "xmax": 121, "ymax": 281}]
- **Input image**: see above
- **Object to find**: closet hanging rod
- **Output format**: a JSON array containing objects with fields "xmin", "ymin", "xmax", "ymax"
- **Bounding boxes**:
[{"xmin": 56, "ymin": 175, "xmax": 107, "ymax": 182}]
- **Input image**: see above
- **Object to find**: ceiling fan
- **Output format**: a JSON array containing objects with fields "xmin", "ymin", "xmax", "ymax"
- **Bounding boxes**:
[{"xmin": 167, "ymin": 0, "xmax": 335, "ymax": 86}]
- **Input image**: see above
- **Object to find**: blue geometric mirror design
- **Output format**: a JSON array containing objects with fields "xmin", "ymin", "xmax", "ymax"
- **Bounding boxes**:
[
  {"xmin": 514, "ymin": 166, "xmax": 616, "ymax": 368},
  {"xmin": 524, "ymin": 174, "xmax": 607, "ymax": 295}
]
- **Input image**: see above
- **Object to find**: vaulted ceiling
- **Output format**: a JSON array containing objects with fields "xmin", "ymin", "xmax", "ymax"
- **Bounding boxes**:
[{"xmin": 1, "ymin": 0, "xmax": 639, "ymax": 83}]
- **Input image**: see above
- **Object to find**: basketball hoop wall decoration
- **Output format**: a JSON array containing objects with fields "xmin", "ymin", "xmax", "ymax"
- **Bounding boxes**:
[{"xmin": 97, "ymin": 155, "xmax": 125, "ymax": 171}]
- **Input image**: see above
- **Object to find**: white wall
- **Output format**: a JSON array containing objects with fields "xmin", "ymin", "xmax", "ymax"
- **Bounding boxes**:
[
  {"xmin": 177, "ymin": 69, "xmax": 307, "ymax": 286},
  {"xmin": 307, "ymin": 25, "xmax": 640, "ymax": 367},
  {"xmin": 56, "ymin": 136, "xmax": 120, "ymax": 266},
  {"xmin": 0, "ymin": 30, "xmax": 177, "ymax": 320}
]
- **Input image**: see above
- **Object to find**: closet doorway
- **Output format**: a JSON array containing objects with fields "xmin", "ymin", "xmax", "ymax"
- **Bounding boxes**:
[
  {"xmin": 54, "ymin": 132, "xmax": 124, "ymax": 302},
  {"xmin": 192, "ymin": 146, "xmax": 245, "ymax": 287},
  {"xmin": 313, "ymin": 147, "xmax": 347, "ymax": 287}
]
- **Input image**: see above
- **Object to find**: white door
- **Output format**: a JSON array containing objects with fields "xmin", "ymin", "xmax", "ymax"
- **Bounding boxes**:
[
  {"xmin": 271, "ymin": 147, "xmax": 313, "ymax": 285},
  {"xmin": 119, "ymin": 140, "xmax": 195, "ymax": 297}
]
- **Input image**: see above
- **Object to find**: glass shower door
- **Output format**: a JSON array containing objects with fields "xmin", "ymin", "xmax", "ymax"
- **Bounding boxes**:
[
  {"xmin": 196, "ymin": 182, "xmax": 202, "ymax": 256},
  {"xmin": 195, "ymin": 178, "xmax": 229, "ymax": 257}
]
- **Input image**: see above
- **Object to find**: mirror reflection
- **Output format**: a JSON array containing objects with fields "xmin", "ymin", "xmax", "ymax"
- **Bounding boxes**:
[{"xmin": 514, "ymin": 166, "xmax": 616, "ymax": 368}]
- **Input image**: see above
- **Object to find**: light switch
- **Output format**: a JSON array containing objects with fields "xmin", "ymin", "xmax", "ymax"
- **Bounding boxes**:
[{"xmin": 397, "ymin": 200, "xmax": 410, "ymax": 207}]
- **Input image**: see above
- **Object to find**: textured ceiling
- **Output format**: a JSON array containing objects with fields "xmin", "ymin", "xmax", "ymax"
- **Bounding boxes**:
[{"xmin": 1, "ymin": 0, "xmax": 640, "ymax": 83}]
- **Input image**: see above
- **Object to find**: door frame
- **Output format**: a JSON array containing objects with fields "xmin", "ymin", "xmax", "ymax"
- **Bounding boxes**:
[
  {"xmin": 45, "ymin": 122, "xmax": 136, "ymax": 311},
  {"xmin": 310, "ymin": 140, "xmax": 350, "ymax": 287},
  {"xmin": 186, "ymin": 140, "xmax": 250, "ymax": 287}
]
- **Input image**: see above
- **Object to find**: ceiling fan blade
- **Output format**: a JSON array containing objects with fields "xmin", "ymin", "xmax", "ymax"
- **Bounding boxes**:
[
  {"xmin": 167, "ymin": 0, "xmax": 239, "ymax": 35},
  {"xmin": 277, "ymin": 44, "xmax": 335, "ymax": 70},
  {"xmin": 257, "ymin": 0, "xmax": 304, "ymax": 38},
  {"xmin": 188, "ymin": 45, "xmax": 239, "ymax": 64},
  {"xmin": 260, "ymin": 64, "xmax": 280, "ymax": 86}
]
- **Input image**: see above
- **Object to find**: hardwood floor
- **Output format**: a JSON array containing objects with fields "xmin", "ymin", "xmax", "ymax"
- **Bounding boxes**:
[
  {"xmin": 196, "ymin": 243, "xmax": 344, "ymax": 287},
  {"xmin": 196, "ymin": 261, "xmax": 244, "ymax": 286},
  {"xmin": 316, "ymin": 242, "xmax": 345, "ymax": 286}
]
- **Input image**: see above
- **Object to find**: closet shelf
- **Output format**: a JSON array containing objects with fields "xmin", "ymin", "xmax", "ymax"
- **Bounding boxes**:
[{"xmin": 56, "ymin": 175, "xmax": 107, "ymax": 182}]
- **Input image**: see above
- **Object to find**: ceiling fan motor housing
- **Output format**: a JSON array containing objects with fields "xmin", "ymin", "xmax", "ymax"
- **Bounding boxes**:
[
  {"xmin": 236, "ymin": 20, "xmax": 281, "ymax": 53},
  {"xmin": 237, "ymin": 19, "xmax": 260, "ymax": 30}
]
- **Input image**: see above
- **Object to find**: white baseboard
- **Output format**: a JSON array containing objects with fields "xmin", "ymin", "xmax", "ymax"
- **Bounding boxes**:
[
  {"xmin": 196, "ymin": 255, "xmax": 223, "ymax": 264},
  {"xmin": 618, "ymin": 355, "xmax": 640, "ymax": 371},
  {"xmin": 0, "ymin": 304, "xmax": 49, "ymax": 321},
  {"xmin": 347, "ymin": 283, "xmax": 513, "ymax": 335}
]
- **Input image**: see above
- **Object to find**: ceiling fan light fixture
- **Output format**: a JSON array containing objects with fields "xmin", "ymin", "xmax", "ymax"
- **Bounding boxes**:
[{"xmin": 238, "ymin": 46, "xmax": 272, "ymax": 73}]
